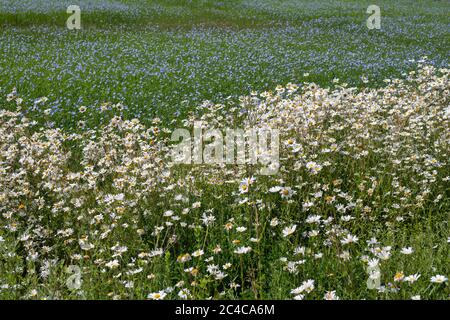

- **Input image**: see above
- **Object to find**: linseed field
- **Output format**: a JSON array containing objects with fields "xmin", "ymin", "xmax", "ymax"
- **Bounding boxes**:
[{"xmin": 0, "ymin": 1, "xmax": 449, "ymax": 300}]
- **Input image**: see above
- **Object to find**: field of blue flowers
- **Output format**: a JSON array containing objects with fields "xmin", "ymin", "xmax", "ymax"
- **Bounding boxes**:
[{"xmin": 0, "ymin": 0, "xmax": 448, "ymax": 128}]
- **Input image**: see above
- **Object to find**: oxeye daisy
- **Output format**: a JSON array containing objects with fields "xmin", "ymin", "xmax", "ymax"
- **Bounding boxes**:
[
  {"xmin": 192, "ymin": 249, "xmax": 204, "ymax": 258},
  {"xmin": 178, "ymin": 289, "xmax": 191, "ymax": 299},
  {"xmin": 224, "ymin": 222, "xmax": 233, "ymax": 230},
  {"xmin": 239, "ymin": 181, "xmax": 249, "ymax": 194},
  {"xmin": 282, "ymin": 225, "xmax": 297, "ymax": 237},
  {"xmin": 394, "ymin": 272, "xmax": 405, "ymax": 282},
  {"xmin": 404, "ymin": 274, "xmax": 421, "ymax": 284},
  {"xmin": 430, "ymin": 275, "xmax": 448, "ymax": 284},
  {"xmin": 300, "ymin": 279, "xmax": 315, "ymax": 293},
  {"xmin": 279, "ymin": 187, "xmax": 295, "ymax": 199},
  {"xmin": 268, "ymin": 186, "xmax": 282, "ymax": 193},
  {"xmin": 400, "ymin": 247, "xmax": 414, "ymax": 255},
  {"xmin": 234, "ymin": 246, "xmax": 252, "ymax": 254},
  {"xmin": 177, "ymin": 253, "xmax": 191, "ymax": 263},
  {"xmin": 324, "ymin": 290, "xmax": 339, "ymax": 300},
  {"xmin": 270, "ymin": 218, "xmax": 279, "ymax": 227},
  {"xmin": 148, "ymin": 291, "xmax": 167, "ymax": 300},
  {"xmin": 340, "ymin": 234, "xmax": 358, "ymax": 245}
]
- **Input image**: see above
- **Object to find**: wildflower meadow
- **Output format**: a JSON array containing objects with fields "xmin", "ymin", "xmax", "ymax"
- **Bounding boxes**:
[{"xmin": 0, "ymin": 0, "xmax": 448, "ymax": 302}]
